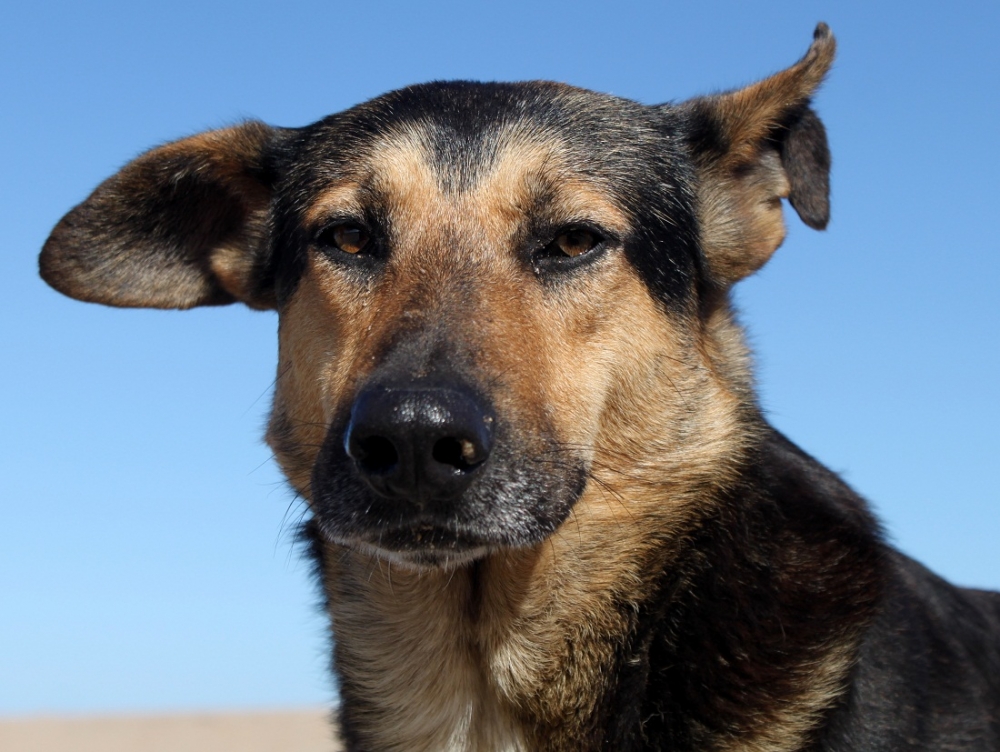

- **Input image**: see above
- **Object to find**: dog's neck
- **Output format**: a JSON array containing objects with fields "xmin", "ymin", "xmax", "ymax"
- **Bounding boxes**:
[
  {"xmin": 313, "ymin": 465, "xmax": 717, "ymax": 750},
  {"xmin": 319, "ymin": 553, "xmax": 526, "ymax": 752},
  {"xmin": 316, "ymin": 529, "xmax": 651, "ymax": 752}
]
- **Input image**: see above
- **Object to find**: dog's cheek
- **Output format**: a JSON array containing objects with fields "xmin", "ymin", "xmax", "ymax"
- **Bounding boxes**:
[
  {"xmin": 267, "ymin": 259, "xmax": 365, "ymax": 499},
  {"xmin": 535, "ymin": 263, "xmax": 668, "ymax": 451},
  {"xmin": 558, "ymin": 261, "xmax": 744, "ymax": 497}
]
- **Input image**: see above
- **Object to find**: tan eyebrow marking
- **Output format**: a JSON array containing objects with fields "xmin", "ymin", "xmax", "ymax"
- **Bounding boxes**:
[
  {"xmin": 473, "ymin": 138, "xmax": 632, "ymax": 237},
  {"xmin": 544, "ymin": 180, "xmax": 631, "ymax": 235},
  {"xmin": 303, "ymin": 182, "xmax": 366, "ymax": 227}
]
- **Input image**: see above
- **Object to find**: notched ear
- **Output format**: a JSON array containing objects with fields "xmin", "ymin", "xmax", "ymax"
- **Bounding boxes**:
[
  {"xmin": 40, "ymin": 121, "xmax": 287, "ymax": 310},
  {"xmin": 678, "ymin": 23, "xmax": 835, "ymax": 284}
]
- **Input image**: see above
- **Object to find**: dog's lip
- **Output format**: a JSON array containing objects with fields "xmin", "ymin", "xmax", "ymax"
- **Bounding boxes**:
[
  {"xmin": 316, "ymin": 518, "xmax": 496, "ymax": 567},
  {"xmin": 352, "ymin": 540, "xmax": 491, "ymax": 570}
]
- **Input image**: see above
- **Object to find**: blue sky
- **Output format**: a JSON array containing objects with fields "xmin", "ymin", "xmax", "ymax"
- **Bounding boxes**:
[{"xmin": 3, "ymin": 0, "xmax": 998, "ymax": 716}]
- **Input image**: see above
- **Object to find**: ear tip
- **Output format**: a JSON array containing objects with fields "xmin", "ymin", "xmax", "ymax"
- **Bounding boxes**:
[
  {"xmin": 808, "ymin": 22, "xmax": 837, "ymax": 61},
  {"xmin": 792, "ymin": 200, "xmax": 831, "ymax": 231},
  {"xmin": 39, "ymin": 208, "xmax": 111, "ymax": 304},
  {"xmin": 38, "ymin": 223, "xmax": 79, "ymax": 297},
  {"xmin": 38, "ymin": 225, "xmax": 113, "ymax": 305}
]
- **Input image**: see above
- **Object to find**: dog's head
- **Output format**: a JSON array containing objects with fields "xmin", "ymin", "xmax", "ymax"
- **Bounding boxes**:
[{"xmin": 41, "ymin": 26, "xmax": 834, "ymax": 569}]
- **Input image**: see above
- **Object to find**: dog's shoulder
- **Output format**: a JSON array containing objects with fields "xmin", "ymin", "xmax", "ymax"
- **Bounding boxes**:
[
  {"xmin": 625, "ymin": 429, "xmax": 1000, "ymax": 751},
  {"xmin": 815, "ymin": 547, "xmax": 1000, "ymax": 748},
  {"xmin": 755, "ymin": 432, "xmax": 1000, "ymax": 748}
]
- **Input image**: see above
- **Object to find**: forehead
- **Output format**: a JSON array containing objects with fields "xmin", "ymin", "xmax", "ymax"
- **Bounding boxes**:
[
  {"xmin": 290, "ymin": 81, "xmax": 686, "ymax": 201},
  {"xmin": 301, "ymin": 127, "xmax": 633, "ymax": 239}
]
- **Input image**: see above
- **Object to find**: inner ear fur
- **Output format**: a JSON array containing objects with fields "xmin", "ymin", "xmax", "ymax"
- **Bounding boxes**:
[
  {"xmin": 679, "ymin": 23, "xmax": 835, "ymax": 285},
  {"xmin": 40, "ymin": 121, "xmax": 284, "ymax": 310}
]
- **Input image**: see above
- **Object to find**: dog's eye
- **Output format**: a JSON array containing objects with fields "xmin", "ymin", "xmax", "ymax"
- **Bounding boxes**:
[
  {"xmin": 548, "ymin": 229, "xmax": 599, "ymax": 258},
  {"xmin": 316, "ymin": 223, "xmax": 370, "ymax": 255},
  {"xmin": 532, "ymin": 227, "xmax": 606, "ymax": 274}
]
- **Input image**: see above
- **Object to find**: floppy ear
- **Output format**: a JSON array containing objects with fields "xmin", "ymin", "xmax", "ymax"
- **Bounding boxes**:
[
  {"xmin": 40, "ymin": 121, "xmax": 286, "ymax": 310},
  {"xmin": 678, "ymin": 23, "xmax": 835, "ymax": 285}
]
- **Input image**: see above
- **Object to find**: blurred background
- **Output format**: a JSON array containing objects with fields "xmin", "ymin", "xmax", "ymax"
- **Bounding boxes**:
[{"xmin": 3, "ymin": 0, "xmax": 998, "ymax": 716}]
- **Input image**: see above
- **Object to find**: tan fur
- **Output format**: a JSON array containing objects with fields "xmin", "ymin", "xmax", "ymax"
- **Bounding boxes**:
[
  {"xmin": 209, "ymin": 234, "xmax": 267, "ymax": 306},
  {"xmin": 303, "ymin": 183, "xmax": 367, "ymax": 227},
  {"xmin": 697, "ymin": 147, "xmax": 791, "ymax": 282},
  {"xmin": 717, "ymin": 645, "xmax": 856, "ymax": 752},
  {"xmin": 322, "ymin": 554, "xmax": 529, "ymax": 752}
]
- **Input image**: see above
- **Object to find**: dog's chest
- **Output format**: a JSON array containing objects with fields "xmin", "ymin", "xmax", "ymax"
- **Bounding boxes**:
[{"xmin": 389, "ymin": 690, "xmax": 528, "ymax": 752}]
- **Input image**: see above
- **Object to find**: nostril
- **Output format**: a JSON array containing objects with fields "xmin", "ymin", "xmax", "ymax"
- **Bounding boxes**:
[
  {"xmin": 432, "ymin": 436, "xmax": 483, "ymax": 471},
  {"xmin": 344, "ymin": 384, "xmax": 494, "ymax": 502},
  {"xmin": 352, "ymin": 435, "xmax": 399, "ymax": 474}
]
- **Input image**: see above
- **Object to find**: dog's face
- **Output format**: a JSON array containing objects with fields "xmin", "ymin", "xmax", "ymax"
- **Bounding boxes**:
[
  {"xmin": 40, "ymin": 29, "xmax": 834, "ymax": 570},
  {"xmin": 268, "ymin": 83, "xmax": 704, "ymax": 568}
]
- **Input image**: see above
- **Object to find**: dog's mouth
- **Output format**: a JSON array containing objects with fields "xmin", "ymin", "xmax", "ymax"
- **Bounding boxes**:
[
  {"xmin": 309, "ymin": 464, "xmax": 585, "ymax": 568},
  {"xmin": 318, "ymin": 521, "xmax": 495, "ymax": 570}
]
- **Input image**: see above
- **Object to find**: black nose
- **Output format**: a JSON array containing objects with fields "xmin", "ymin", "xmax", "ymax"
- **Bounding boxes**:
[{"xmin": 344, "ymin": 385, "xmax": 494, "ymax": 506}]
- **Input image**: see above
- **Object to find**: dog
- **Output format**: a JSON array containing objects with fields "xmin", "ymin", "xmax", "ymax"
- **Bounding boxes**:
[{"xmin": 39, "ymin": 23, "xmax": 1000, "ymax": 751}]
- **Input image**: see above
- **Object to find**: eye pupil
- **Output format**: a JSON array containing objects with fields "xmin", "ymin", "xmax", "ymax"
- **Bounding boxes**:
[
  {"xmin": 317, "ymin": 223, "xmax": 370, "ymax": 255},
  {"xmin": 554, "ymin": 229, "xmax": 597, "ymax": 258},
  {"xmin": 333, "ymin": 225, "xmax": 368, "ymax": 254}
]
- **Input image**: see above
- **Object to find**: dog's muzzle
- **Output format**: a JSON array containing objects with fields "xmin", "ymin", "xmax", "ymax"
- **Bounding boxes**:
[{"xmin": 310, "ymin": 375, "xmax": 588, "ymax": 567}]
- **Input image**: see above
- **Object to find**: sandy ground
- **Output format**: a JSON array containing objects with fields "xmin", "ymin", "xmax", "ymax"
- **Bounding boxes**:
[{"xmin": 0, "ymin": 709, "xmax": 342, "ymax": 752}]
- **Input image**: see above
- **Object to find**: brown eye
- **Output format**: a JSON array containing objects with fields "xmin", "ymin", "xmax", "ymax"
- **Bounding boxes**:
[
  {"xmin": 332, "ymin": 224, "xmax": 369, "ymax": 254},
  {"xmin": 551, "ymin": 229, "xmax": 598, "ymax": 258},
  {"xmin": 317, "ymin": 223, "xmax": 370, "ymax": 255}
]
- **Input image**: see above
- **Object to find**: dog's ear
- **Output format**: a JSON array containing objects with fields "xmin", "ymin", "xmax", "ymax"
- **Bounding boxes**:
[
  {"xmin": 678, "ymin": 23, "xmax": 835, "ymax": 284},
  {"xmin": 40, "ymin": 121, "xmax": 287, "ymax": 310}
]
